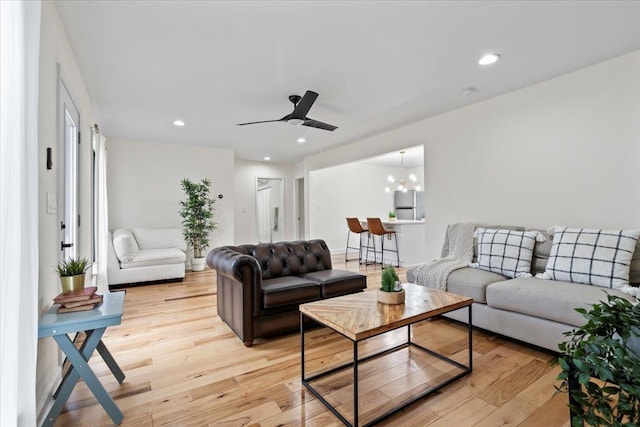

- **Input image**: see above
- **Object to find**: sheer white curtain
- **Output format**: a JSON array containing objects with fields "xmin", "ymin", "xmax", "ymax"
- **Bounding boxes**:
[
  {"xmin": 92, "ymin": 130, "xmax": 109, "ymax": 292},
  {"xmin": 0, "ymin": 1, "xmax": 41, "ymax": 425}
]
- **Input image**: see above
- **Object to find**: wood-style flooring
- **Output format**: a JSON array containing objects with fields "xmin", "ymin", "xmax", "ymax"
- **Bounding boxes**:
[{"xmin": 51, "ymin": 257, "xmax": 570, "ymax": 426}]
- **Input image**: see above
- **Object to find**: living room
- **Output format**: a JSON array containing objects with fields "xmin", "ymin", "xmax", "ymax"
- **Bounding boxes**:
[{"xmin": 2, "ymin": 1, "xmax": 640, "ymax": 426}]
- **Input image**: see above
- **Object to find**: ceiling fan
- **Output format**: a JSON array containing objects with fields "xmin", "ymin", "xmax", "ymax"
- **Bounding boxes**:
[{"xmin": 237, "ymin": 90, "xmax": 338, "ymax": 131}]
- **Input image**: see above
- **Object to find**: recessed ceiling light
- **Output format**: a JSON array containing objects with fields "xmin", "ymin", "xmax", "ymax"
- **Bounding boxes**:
[
  {"xmin": 264, "ymin": 156, "xmax": 271, "ymax": 161},
  {"xmin": 173, "ymin": 120, "xmax": 185, "ymax": 127},
  {"xmin": 297, "ymin": 138, "xmax": 306, "ymax": 143},
  {"xmin": 478, "ymin": 53, "xmax": 500, "ymax": 65}
]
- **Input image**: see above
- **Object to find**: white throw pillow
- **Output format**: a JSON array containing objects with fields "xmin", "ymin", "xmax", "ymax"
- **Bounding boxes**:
[
  {"xmin": 112, "ymin": 229, "xmax": 139, "ymax": 262},
  {"xmin": 538, "ymin": 226, "xmax": 640, "ymax": 289},
  {"xmin": 471, "ymin": 228, "xmax": 545, "ymax": 278}
]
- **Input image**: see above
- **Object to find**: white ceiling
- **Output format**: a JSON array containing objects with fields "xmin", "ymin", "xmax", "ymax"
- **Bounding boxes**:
[
  {"xmin": 55, "ymin": 1, "xmax": 640, "ymax": 164},
  {"xmin": 358, "ymin": 145, "xmax": 424, "ymax": 169}
]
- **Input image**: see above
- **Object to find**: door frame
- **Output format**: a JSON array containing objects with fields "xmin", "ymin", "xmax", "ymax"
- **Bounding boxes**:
[
  {"xmin": 295, "ymin": 177, "xmax": 305, "ymax": 240},
  {"xmin": 57, "ymin": 65, "xmax": 81, "ymax": 261}
]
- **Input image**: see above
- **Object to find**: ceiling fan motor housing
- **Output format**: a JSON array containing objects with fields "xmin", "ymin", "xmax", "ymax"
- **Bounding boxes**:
[{"xmin": 288, "ymin": 95, "xmax": 302, "ymax": 105}]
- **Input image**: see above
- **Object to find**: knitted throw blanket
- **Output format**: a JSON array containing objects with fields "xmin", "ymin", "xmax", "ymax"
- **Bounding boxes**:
[{"xmin": 414, "ymin": 222, "xmax": 475, "ymax": 290}]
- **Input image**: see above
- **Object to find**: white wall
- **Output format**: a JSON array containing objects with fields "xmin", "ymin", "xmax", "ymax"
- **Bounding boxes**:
[
  {"xmin": 305, "ymin": 50, "xmax": 640, "ymax": 264},
  {"xmin": 309, "ymin": 163, "xmax": 400, "ymax": 252},
  {"xmin": 107, "ymin": 139, "xmax": 235, "ymax": 250},
  {"xmin": 234, "ymin": 160, "xmax": 294, "ymax": 244},
  {"xmin": 36, "ymin": 1, "xmax": 99, "ymax": 417}
]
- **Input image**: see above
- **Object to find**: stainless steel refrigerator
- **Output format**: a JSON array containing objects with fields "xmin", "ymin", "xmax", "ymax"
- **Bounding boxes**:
[{"xmin": 394, "ymin": 190, "xmax": 425, "ymax": 220}]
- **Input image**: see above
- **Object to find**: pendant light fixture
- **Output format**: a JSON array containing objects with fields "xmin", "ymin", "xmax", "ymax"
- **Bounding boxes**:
[{"xmin": 385, "ymin": 151, "xmax": 421, "ymax": 193}]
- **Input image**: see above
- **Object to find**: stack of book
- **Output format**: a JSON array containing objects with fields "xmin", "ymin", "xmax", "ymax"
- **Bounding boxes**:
[{"xmin": 54, "ymin": 286, "xmax": 103, "ymax": 313}]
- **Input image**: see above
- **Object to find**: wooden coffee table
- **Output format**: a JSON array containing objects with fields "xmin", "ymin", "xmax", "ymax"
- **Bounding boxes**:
[{"xmin": 300, "ymin": 283, "xmax": 473, "ymax": 426}]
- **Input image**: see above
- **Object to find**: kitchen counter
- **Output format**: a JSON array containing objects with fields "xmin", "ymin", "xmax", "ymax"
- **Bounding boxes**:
[
  {"xmin": 360, "ymin": 219, "xmax": 426, "ymax": 267},
  {"xmin": 381, "ymin": 219, "xmax": 425, "ymax": 225}
]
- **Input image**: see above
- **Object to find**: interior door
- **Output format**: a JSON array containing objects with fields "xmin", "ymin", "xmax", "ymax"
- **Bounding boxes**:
[
  {"xmin": 256, "ymin": 177, "xmax": 284, "ymax": 243},
  {"xmin": 58, "ymin": 80, "xmax": 80, "ymax": 261}
]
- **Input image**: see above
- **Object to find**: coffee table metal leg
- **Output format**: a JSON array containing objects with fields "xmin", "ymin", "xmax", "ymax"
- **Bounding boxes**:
[
  {"xmin": 353, "ymin": 340, "xmax": 358, "ymax": 427},
  {"xmin": 300, "ymin": 312, "xmax": 306, "ymax": 383},
  {"xmin": 468, "ymin": 305, "xmax": 473, "ymax": 370},
  {"xmin": 301, "ymin": 312, "xmax": 354, "ymax": 426}
]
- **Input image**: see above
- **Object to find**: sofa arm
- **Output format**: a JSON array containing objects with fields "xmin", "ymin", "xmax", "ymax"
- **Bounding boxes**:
[
  {"xmin": 207, "ymin": 247, "xmax": 262, "ymax": 346},
  {"xmin": 207, "ymin": 247, "xmax": 259, "ymax": 282}
]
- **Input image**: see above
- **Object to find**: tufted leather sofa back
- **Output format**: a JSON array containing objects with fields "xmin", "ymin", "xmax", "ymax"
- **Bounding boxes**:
[{"xmin": 222, "ymin": 239, "xmax": 332, "ymax": 280}]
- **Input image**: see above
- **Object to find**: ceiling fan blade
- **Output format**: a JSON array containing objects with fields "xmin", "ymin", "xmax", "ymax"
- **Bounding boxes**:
[
  {"xmin": 236, "ymin": 119, "xmax": 283, "ymax": 126},
  {"xmin": 291, "ymin": 90, "xmax": 318, "ymax": 119},
  {"xmin": 302, "ymin": 118, "xmax": 337, "ymax": 131}
]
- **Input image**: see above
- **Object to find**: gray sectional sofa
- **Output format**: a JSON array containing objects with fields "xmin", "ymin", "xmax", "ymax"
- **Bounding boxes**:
[{"xmin": 408, "ymin": 225, "xmax": 640, "ymax": 352}]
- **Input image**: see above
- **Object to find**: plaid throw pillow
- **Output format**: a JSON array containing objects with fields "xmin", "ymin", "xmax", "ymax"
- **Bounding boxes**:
[
  {"xmin": 472, "ymin": 228, "xmax": 545, "ymax": 278},
  {"xmin": 539, "ymin": 226, "xmax": 640, "ymax": 289}
]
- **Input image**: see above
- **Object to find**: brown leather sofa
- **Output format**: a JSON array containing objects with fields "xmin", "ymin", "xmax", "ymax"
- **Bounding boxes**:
[{"xmin": 207, "ymin": 239, "xmax": 367, "ymax": 347}]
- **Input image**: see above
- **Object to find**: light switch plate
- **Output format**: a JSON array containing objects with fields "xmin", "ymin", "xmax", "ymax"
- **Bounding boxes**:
[{"xmin": 46, "ymin": 193, "xmax": 57, "ymax": 214}]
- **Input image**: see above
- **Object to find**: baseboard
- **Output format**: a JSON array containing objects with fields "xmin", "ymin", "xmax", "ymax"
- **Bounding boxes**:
[{"xmin": 36, "ymin": 369, "xmax": 62, "ymax": 427}]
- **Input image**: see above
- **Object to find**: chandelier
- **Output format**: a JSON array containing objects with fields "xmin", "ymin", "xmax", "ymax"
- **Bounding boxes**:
[{"xmin": 384, "ymin": 151, "xmax": 421, "ymax": 193}]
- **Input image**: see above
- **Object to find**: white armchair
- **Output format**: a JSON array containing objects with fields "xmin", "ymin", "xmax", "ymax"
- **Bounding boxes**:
[{"xmin": 107, "ymin": 227, "xmax": 186, "ymax": 286}]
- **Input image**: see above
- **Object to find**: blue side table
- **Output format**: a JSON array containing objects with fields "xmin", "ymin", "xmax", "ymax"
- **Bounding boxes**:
[{"xmin": 38, "ymin": 291, "xmax": 126, "ymax": 427}]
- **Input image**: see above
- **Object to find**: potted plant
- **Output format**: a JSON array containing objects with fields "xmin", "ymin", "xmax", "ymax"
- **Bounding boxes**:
[
  {"xmin": 56, "ymin": 257, "xmax": 90, "ymax": 294},
  {"xmin": 556, "ymin": 294, "xmax": 640, "ymax": 426},
  {"xmin": 378, "ymin": 265, "xmax": 404, "ymax": 304},
  {"xmin": 179, "ymin": 178, "xmax": 217, "ymax": 271},
  {"xmin": 388, "ymin": 211, "xmax": 397, "ymax": 221}
]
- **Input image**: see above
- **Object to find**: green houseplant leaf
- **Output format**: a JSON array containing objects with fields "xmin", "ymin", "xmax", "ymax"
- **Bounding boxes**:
[
  {"xmin": 556, "ymin": 294, "xmax": 640, "ymax": 426},
  {"xmin": 56, "ymin": 257, "xmax": 90, "ymax": 277},
  {"xmin": 380, "ymin": 265, "xmax": 400, "ymax": 292},
  {"xmin": 179, "ymin": 178, "xmax": 218, "ymax": 258}
]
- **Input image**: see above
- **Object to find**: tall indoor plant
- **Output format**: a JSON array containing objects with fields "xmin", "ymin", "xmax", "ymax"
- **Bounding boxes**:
[{"xmin": 179, "ymin": 178, "xmax": 217, "ymax": 271}]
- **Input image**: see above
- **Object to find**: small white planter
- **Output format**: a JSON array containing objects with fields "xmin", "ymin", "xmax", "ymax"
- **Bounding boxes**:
[
  {"xmin": 377, "ymin": 288, "xmax": 405, "ymax": 304},
  {"xmin": 191, "ymin": 257, "xmax": 206, "ymax": 272}
]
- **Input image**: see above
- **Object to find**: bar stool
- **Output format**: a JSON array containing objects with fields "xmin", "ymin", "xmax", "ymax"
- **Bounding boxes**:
[
  {"xmin": 345, "ymin": 217, "xmax": 369, "ymax": 264},
  {"xmin": 366, "ymin": 217, "xmax": 400, "ymax": 267}
]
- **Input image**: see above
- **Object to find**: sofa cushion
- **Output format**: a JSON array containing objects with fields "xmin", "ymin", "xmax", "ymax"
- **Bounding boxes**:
[
  {"xmin": 132, "ymin": 227, "xmax": 186, "ymax": 251},
  {"xmin": 473, "ymin": 228, "xmax": 544, "ymax": 278},
  {"xmin": 261, "ymin": 276, "xmax": 321, "ymax": 309},
  {"xmin": 441, "ymin": 224, "xmax": 525, "ymax": 261},
  {"xmin": 302, "ymin": 269, "xmax": 367, "ymax": 298},
  {"xmin": 120, "ymin": 248, "xmax": 186, "ymax": 269},
  {"xmin": 447, "ymin": 267, "xmax": 507, "ymax": 304},
  {"xmin": 539, "ymin": 226, "xmax": 640, "ymax": 289},
  {"xmin": 486, "ymin": 277, "xmax": 636, "ymax": 327},
  {"xmin": 112, "ymin": 229, "xmax": 139, "ymax": 262}
]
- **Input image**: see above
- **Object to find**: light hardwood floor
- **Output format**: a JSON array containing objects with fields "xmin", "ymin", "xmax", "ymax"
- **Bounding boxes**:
[{"xmin": 52, "ymin": 258, "xmax": 571, "ymax": 426}]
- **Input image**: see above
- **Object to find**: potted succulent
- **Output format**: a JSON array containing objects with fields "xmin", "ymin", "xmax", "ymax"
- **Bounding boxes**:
[
  {"xmin": 179, "ymin": 178, "xmax": 217, "ymax": 271},
  {"xmin": 56, "ymin": 257, "xmax": 90, "ymax": 294},
  {"xmin": 378, "ymin": 265, "xmax": 404, "ymax": 304},
  {"xmin": 388, "ymin": 211, "xmax": 397, "ymax": 221},
  {"xmin": 556, "ymin": 294, "xmax": 640, "ymax": 426}
]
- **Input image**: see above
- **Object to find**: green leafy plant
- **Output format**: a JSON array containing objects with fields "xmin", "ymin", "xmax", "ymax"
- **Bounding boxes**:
[
  {"xmin": 556, "ymin": 294, "xmax": 640, "ymax": 426},
  {"xmin": 56, "ymin": 257, "xmax": 90, "ymax": 277},
  {"xmin": 388, "ymin": 211, "xmax": 396, "ymax": 218},
  {"xmin": 380, "ymin": 265, "xmax": 400, "ymax": 292},
  {"xmin": 179, "ymin": 178, "xmax": 218, "ymax": 258}
]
